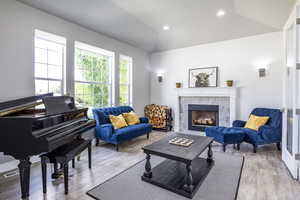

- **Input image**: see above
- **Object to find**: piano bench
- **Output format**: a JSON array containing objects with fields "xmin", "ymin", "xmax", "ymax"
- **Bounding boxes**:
[{"xmin": 40, "ymin": 139, "xmax": 92, "ymax": 195}]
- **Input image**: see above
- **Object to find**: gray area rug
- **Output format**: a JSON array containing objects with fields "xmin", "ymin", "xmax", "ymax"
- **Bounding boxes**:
[{"xmin": 87, "ymin": 152, "xmax": 244, "ymax": 200}]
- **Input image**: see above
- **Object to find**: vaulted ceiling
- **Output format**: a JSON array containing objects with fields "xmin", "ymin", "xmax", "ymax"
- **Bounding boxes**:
[{"xmin": 18, "ymin": 0, "xmax": 295, "ymax": 52}]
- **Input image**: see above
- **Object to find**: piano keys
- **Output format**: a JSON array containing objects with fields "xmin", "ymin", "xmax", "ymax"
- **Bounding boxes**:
[{"xmin": 0, "ymin": 93, "xmax": 96, "ymax": 199}]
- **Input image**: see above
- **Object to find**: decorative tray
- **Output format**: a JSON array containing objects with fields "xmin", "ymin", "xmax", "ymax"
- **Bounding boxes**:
[{"xmin": 168, "ymin": 137, "xmax": 194, "ymax": 147}]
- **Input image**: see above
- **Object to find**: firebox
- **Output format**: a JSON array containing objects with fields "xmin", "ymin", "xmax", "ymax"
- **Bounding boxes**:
[{"xmin": 188, "ymin": 104, "xmax": 219, "ymax": 131}]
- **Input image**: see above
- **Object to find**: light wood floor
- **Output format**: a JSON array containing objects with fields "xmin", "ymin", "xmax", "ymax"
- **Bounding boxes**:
[{"xmin": 0, "ymin": 131, "xmax": 299, "ymax": 200}]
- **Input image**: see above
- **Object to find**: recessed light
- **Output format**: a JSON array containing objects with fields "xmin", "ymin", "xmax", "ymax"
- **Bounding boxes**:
[
  {"xmin": 216, "ymin": 10, "xmax": 226, "ymax": 17},
  {"xmin": 163, "ymin": 25, "xmax": 170, "ymax": 30}
]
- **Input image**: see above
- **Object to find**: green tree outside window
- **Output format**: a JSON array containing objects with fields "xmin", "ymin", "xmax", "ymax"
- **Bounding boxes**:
[{"xmin": 75, "ymin": 49, "xmax": 111, "ymax": 108}]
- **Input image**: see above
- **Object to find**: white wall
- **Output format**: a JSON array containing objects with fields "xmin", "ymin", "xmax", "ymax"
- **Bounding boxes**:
[
  {"xmin": 150, "ymin": 32, "xmax": 284, "ymax": 121},
  {"xmin": 0, "ymin": 0, "xmax": 150, "ymax": 165}
]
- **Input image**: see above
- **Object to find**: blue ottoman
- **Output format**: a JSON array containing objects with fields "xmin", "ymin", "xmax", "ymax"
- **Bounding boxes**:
[{"xmin": 205, "ymin": 127, "xmax": 245, "ymax": 152}]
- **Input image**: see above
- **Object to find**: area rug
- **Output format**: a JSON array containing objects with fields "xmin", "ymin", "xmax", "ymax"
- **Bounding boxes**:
[{"xmin": 87, "ymin": 152, "xmax": 244, "ymax": 200}]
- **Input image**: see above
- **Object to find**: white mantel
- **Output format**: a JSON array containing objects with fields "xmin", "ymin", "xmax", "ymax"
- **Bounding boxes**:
[{"xmin": 174, "ymin": 87, "xmax": 239, "ymax": 132}]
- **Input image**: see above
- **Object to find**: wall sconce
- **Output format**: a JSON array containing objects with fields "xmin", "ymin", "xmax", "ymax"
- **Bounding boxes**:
[
  {"xmin": 157, "ymin": 75, "xmax": 163, "ymax": 83},
  {"xmin": 157, "ymin": 71, "xmax": 164, "ymax": 83},
  {"xmin": 258, "ymin": 68, "xmax": 266, "ymax": 77}
]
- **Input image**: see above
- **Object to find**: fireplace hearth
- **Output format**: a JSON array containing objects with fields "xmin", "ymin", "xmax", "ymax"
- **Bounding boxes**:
[{"xmin": 188, "ymin": 104, "xmax": 219, "ymax": 131}]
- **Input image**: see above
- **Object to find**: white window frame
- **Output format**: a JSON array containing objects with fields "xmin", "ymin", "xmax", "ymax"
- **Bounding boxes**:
[
  {"xmin": 34, "ymin": 30, "xmax": 66, "ymax": 95},
  {"xmin": 74, "ymin": 41, "xmax": 115, "ymax": 108},
  {"xmin": 119, "ymin": 54, "xmax": 133, "ymax": 106}
]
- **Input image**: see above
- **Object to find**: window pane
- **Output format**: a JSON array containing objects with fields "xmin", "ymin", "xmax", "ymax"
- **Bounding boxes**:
[
  {"xmin": 75, "ymin": 54, "xmax": 93, "ymax": 82},
  {"xmin": 119, "ymin": 55, "xmax": 132, "ymax": 106},
  {"xmin": 47, "ymin": 42, "xmax": 63, "ymax": 52},
  {"xmin": 75, "ymin": 48, "xmax": 111, "ymax": 83},
  {"xmin": 120, "ymin": 85, "xmax": 129, "ymax": 106},
  {"xmin": 75, "ymin": 68, "xmax": 94, "ymax": 82},
  {"xmin": 48, "ymin": 50, "xmax": 62, "ymax": 66},
  {"xmin": 35, "ymin": 63, "xmax": 47, "ymax": 78},
  {"xmin": 48, "ymin": 65, "xmax": 62, "ymax": 79},
  {"xmin": 36, "ymin": 79, "xmax": 62, "ymax": 96},
  {"xmin": 99, "ymin": 59, "xmax": 110, "ymax": 83},
  {"xmin": 48, "ymin": 80, "xmax": 62, "ymax": 96},
  {"xmin": 94, "ymin": 84, "xmax": 110, "ymax": 107},
  {"xmin": 35, "ymin": 38, "xmax": 48, "ymax": 49},
  {"xmin": 35, "ymin": 48, "xmax": 47, "ymax": 63},
  {"xmin": 34, "ymin": 31, "xmax": 65, "ymax": 96},
  {"xmin": 74, "ymin": 43, "xmax": 113, "ymax": 108},
  {"xmin": 35, "ymin": 79, "xmax": 48, "ymax": 95},
  {"xmin": 75, "ymin": 82, "xmax": 93, "ymax": 107},
  {"xmin": 75, "ymin": 83, "xmax": 110, "ymax": 108},
  {"xmin": 119, "ymin": 59, "xmax": 129, "ymax": 84}
]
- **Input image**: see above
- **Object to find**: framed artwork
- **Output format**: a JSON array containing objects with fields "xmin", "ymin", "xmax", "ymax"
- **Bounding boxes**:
[{"xmin": 189, "ymin": 67, "xmax": 218, "ymax": 88}]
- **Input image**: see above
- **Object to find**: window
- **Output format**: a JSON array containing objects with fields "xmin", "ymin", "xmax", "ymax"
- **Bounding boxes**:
[
  {"xmin": 74, "ymin": 42, "xmax": 114, "ymax": 108},
  {"xmin": 119, "ymin": 55, "xmax": 132, "ymax": 106},
  {"xmin": 34, "ymin": 30, "xmax": 66, "ymax": 96}
]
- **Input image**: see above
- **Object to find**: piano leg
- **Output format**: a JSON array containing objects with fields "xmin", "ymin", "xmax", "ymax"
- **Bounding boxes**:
[{"xmin": 18, "ymin": 157, "xmax": 31, "ymax": 199}]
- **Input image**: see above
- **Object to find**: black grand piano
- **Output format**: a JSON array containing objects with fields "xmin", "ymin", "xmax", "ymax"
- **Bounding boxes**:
[{"xmin": 0, "ymin": 93, "xmax": 96, "ymax": 199}]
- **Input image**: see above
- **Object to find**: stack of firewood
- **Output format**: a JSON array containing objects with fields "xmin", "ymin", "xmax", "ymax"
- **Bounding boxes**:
[{"xmin": 144, "ymin": 104, "xmax": 172, "ymax": 131}]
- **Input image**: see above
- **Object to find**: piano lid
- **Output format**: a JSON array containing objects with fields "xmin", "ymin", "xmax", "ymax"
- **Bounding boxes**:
[
  {"xmin": 43, "ymin": 96, "xmax": 76, "ymax": 115},
  {"xmin": 0, "ymin": 93, "xmax": 53, "ymax": 117}
]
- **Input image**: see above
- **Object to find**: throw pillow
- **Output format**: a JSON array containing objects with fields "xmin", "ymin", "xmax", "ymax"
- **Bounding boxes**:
[
  {"xmin": 244, "ymin": 114, "xmax": 269, "ymax": 131},
  {"xmin": 109, "ymin": 114, "xmax": 128, "ymax": 129},
  {"xmin": 122, "ymin": 111, "xmax": 141, "ymax": 125}
]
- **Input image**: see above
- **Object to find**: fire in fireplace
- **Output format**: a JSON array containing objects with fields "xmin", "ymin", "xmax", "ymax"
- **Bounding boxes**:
[{"xmin": 188, "ymin": 104, "xmax": 219, "ymax": 131}]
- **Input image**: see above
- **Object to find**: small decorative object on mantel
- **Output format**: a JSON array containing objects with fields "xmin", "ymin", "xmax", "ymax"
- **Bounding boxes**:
[
  {"xmin": 189, "ymin": 67, "xmax": 218, "ymax": 88},
  {"xmin": 226, "ymin": 80, "xmax": 234, "ymax": 87},
  {"xmin": 169, "ymin": 137, "xmax": 194, "ymax": 147},
  {"xmin": 175, "ymin": 82, "xmax": 182, "ymax": 88},
  {"xmin": 258, "ymin": 68, "xmax": 266, "ymax": 77}
]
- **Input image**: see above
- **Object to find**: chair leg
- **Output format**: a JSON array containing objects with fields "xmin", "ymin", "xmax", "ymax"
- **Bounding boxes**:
[
  {"xmin": 116, "ymin": 144, "xmax": 119, "ymax": 152},
  {"xmin": 88, "ymin": 143, "xmax": 92, "ymax": 169},
  {"xmin": 253, "ymin": 144, "xmax": 257, "ymax": 153},
  {"xmin": 237, "ymin": 143, "xmax": 241, "ymax": 151},
  {"xmin": 222, "ymin": 144, "xmax": 226, "ymax": 152},
  {"xmin": 276, "ymin": 142, "xmax": 281, "ymax": 151},
  {"xmin": 63, "ymin": 163, "xmax": 69, "ymax": 195},
  {"xmin": 147, "ymin": 133, "xmax": 149, "ymax": 140},
  {"xmin": 41, "ymin": 157, "xmax": 47, "ymax": 194},
  {"xmin": 96, "ymin": 139, "xmax": 100, "ymax": 146}
]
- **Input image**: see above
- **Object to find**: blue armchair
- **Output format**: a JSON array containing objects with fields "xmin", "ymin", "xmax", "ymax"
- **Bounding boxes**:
[
  {"xmin": 233, "ymin": 108, "xmax": 282, "ymax": 153},
  {"xmin": 92, "ymin": 106, "xmax": 152, "ymax": 151}
]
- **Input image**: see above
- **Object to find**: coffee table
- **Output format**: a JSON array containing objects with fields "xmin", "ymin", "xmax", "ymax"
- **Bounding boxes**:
[{"xmin": 141, "ymin": 133, "xmax": 214, "ymax": 199}]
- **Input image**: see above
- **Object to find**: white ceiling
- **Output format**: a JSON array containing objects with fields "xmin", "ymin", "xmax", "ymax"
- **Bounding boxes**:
[{"xmin": 17, "ymin": 0, "xmax": 295, "ymax": 52}]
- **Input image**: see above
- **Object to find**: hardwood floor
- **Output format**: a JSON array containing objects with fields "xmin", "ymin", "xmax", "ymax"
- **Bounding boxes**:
[{"xmin": 0, "ymin": 131, "xmax": 299, "ymax": 200}]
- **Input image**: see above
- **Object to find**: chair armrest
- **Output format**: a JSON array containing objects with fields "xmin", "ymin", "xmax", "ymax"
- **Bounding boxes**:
[
  {"xmin": 95, "ymin": 124, "xmax": 114, "ymax": 140},
  {"xmin": 92, "ymin": 109, "xmax": 101, "ymax": 125},
  {"xmin": 258, "ymin": 125, "xmax": 281, "ymax": 141},
  {"xmin": 232, "ymin": 120, "xmax": 246, "ymax": 127},
  {"xmin": 139, "ymin": 117, "xmax": 149, "ymax": 123}
]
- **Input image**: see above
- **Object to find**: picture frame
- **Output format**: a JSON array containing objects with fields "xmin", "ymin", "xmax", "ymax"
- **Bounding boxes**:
[{"xmin": 188, "ymin": 67, "xmax": 218, "ymax": 88}]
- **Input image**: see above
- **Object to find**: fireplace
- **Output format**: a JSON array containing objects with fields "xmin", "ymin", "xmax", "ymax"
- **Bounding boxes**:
[{"xmin": 188, "ymin": 104, "xmax": 219, "ymax": 131}]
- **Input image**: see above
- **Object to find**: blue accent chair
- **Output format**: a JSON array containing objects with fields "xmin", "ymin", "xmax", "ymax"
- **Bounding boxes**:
[
  {"xmin": 92, "ymin": 106, "xmax": 152, "ymax": 151},
  {"xmin": 232, "ymin": 108, "xmax": 282, "ymax": 153}
]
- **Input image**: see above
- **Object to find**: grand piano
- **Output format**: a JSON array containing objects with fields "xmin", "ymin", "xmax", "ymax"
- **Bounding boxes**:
[{"xmin": 0, "ymin": 93, "xmax": 96, "ymax": 199}]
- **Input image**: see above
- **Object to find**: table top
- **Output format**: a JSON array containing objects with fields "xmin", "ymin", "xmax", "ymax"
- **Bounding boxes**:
[{"xmin": 142, "ymin": 133, "xmax": 213, "ymax": 163}]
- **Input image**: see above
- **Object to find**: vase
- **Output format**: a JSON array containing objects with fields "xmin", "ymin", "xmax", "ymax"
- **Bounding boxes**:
[{"xmin": 226, "ymin": 80, "xmax": 233, "ymax": 87}]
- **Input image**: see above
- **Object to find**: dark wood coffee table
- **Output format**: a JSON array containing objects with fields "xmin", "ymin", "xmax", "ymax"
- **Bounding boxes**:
[{"xmin": 141, "ymin": 133, "xmax": 214, "ymax": 199}]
